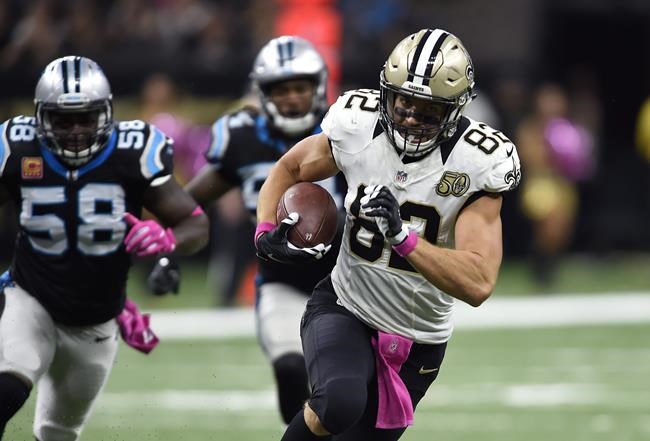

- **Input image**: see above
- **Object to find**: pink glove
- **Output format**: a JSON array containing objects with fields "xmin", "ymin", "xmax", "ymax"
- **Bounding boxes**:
[
  {"xmin": 123, "ymin": 212, "xmax": 176, "ymax": 257},
  {"xmin": 117, "ymin": 298, "xmax": 159, "ymax": 354}
]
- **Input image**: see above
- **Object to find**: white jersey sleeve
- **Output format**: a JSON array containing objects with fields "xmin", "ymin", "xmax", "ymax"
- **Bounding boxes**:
[
  {"xmin": 321, "ymin": 89, "xmax": 382, "ymax": 171},
  {"xmin": 460, "ymin": 119, "xmax": 521, "ymax": 193}
]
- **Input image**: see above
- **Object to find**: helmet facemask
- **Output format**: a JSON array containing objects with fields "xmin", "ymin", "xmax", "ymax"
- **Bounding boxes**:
[
  {"xmin": 36, "ymin": 101, "xmax": 113, "ymax": 167},
  {"xmin": 259, "ymin": 77, "xmax": 319, "ymax": 137},
  {"xmin": 380, "ymin": 76, "xmax": 468, "ymax": 157}
]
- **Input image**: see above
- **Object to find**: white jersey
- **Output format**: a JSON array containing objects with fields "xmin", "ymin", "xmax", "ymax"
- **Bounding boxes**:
[{"xmin": 321, "ymin": 89, "xmax": 521, "ymax": 344}]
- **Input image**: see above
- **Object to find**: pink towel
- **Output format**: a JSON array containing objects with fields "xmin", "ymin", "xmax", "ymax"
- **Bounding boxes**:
[
  {"xmin": 371, "ymin": 331, "xmax": 414, "ymax": 429},
  {"xmin": 117, "ymin": 298, "xmax": 159, "ymax": 354}
]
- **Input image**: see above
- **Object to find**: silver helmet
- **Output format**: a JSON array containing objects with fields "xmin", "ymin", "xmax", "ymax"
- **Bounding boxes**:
[
  {"xmin": 250, "ymin": 36, "xmax": 328, "ymax": 137},
  {"xmin": 380, "ymin": 29, "xmax": 476, "ymax": 157},
  {"xmin": 35, "ymin": 56, "xmax": 114, "ymax": 167}
]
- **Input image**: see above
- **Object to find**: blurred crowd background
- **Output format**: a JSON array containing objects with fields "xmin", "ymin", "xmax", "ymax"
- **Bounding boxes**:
[{"xmin": 1, "ymin": 0, "xmax": 649, "ymax": 301}]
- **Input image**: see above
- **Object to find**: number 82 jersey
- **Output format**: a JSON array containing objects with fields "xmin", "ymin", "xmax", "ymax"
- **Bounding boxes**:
[
  {"xmin": 0, "ymin": 116, "xmax": 173, "ymax": 326},
  {"xmin": 322, "ymin": 89, "xmax": 522, "ymax": 344}
]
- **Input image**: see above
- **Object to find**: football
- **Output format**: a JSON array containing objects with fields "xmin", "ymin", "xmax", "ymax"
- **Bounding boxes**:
[{"xmin": 276, "ymin": 182, "xmax": 338, "ymax": 248}]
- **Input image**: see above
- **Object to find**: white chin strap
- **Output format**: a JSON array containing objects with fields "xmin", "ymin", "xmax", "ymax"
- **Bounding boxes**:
[{"xmin": 266, "ymin": 102, "xmax": 316, "ymax": 137}]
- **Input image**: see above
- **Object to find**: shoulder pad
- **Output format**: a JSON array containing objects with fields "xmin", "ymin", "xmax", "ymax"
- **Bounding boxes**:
[
  {"xmin": 0, "ymin": 120, "xmax": 10, "ymax": 176},
  {"xmin": 206, "ymin": 114, "xmax": 232, "ymax": 162},
  {"xmin": 0, "ymin": 116, "xmax": 39, "ymax": 176},
  {"xmin": 206, "ymin": 109, "xmax": 259, "ymax": 162},
  {"xmin": 459, "ymin": 118, "xmax": 522, "ymax": 192},
  {"xmin": 143, "ymin": 123, "xmax": 173, "ymax": 181},
  {"xmin": 321, "ymin": 89, "xmax": 381, "ymax": 154},
  {"xmin": 227, "ymin": 108, "xmax": 257, "ymax": 129},
  {"xmin": 116, "ymin": 120, "xmax": 173, "ymax": 180}
]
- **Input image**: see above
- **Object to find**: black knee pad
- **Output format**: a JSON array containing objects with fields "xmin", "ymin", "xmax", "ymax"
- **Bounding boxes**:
[
  {"xmin": 273, "ymin": 353, "xmax": 310, "ymax": 424},
  {"xmin": 313, "ymin": 376, "xmax": 367, "ymax": 435},
  {"xmin": 0, "ymin": 372, "xmax": 31, "ymax": 433}
]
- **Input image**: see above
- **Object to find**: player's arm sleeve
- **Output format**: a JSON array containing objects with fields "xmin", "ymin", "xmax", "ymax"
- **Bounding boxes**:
[
  {"xmin": 483, "ymin": 141, "xmax": 522, "ymax": 193},
  {"xmin": 320, "ymin": 92, "xmax": 379, "ymax": 173},
  {"xmin": 0, "ymin": 121, "xmax": 10, "ymax": 178},
  {"xmin": 320, "ymin": 107, "xmax": 342, "ymax": 171},
  {"xmin": 203, "ymin": 115, "xmax": 241, "ymax": 185},
  {"xmin": 140, "ymin": 124, "xmax": 175, "ymax": 187}
]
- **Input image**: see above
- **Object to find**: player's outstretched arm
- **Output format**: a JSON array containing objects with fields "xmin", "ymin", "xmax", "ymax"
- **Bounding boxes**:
[
  {"xmin": 139, "ymin": 177, "xmax": 210, "ymax": 256},
  {"xmin": 257, "ymin": 132, "xmax": 339, "ymax": 224},
  {"xmin": 145, "ymin": 165, "xmax": 232, "ymax": 294},
  {"xmin": 185, "ymin": 165, "xmax": 235, "ymax": 207},
  {"xmin": 407, "ymin": 194, "xmax": 504, "ymax": 307}
]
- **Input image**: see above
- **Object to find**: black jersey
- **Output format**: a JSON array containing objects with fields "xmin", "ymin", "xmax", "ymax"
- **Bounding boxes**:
[
  {"xmin": 205, "ymin": 108, "xmax": 346, "ymax": 293},
  {"xmin": 0, "ymin": 116, "xmax": 173, "ymax": 326}
]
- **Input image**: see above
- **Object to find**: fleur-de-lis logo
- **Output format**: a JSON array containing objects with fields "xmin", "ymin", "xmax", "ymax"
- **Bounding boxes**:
[{"xmin": 504, "ymin": 158, "xmax": 521, "ymax": 190}]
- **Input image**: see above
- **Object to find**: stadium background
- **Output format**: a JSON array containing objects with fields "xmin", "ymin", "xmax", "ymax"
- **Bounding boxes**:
[{"xmin": 1, "ymin": 0, "xmax": 649, "ymax": 440}]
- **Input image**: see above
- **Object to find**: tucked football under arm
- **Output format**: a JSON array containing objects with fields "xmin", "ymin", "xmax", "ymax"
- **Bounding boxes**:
[{"xmin": 257, "ymin": 132, "xmax": 339, "ymax": 225}]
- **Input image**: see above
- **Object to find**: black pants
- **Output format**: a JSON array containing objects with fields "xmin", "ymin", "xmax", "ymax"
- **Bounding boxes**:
[{"xmin": 301, "ymin": 276, "xmax": 447, "ymax": 440}]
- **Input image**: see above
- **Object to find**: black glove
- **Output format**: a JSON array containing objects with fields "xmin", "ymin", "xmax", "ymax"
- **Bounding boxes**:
[
  {"xmin": 361, "ymin": 185, "xmax": 408, "ymax": 245},
  {"xmin": 147, "ymin": 257, "xmax": 180, "ymax": 296},
  {"xmin": 255, "ymin": 213, "xmax": 331, "ymax": 264}
]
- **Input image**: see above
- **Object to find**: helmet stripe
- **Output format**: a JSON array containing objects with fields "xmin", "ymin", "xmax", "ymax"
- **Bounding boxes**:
[
  {"xmin": 421, "ymin": 31, "xmax": 449, "ymax": 82},
  {"xmin": 276, "ymin": 38, "xmax": 296, "ymax": 67},
  {"xmin": 74, "ymin": 56, "xmax": 81, "ymax": 93},
  {"xmin": 407, "ymin": 29, "xmax": 432, "ymax": 82},
  {"xmin": 61, "ymin": 59, "xmax": 69, "ymax": 93},
  {"xmin": 413, "ymin": 29, "xmax": 448, "ymax": 85},
  {"xmin": 277, "ymin": 41, "xmax": 287, "ymax": 66},
  {"xmin": 287, "ymin": 39, "xmax": 294, "ymax": 60}
]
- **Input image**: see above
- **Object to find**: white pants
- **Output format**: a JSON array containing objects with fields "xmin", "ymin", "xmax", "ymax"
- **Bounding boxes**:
[
  {"xmin": 0, "ymin": 284, "xmax": 119, "ymax": 441},
  {"xmin": 256, "ymin": 283, "xmax": 309, "ymax": 362}
]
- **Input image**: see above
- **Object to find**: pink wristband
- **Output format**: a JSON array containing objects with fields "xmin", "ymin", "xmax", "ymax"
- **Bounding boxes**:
[
  {"xmin": 191, "ymin": 206, "xmax": 205, "ymax": 216},
  {"xmin": 392, "ymin": 230, "xmax": 418, "ymax": 257},
  {"xmin": 254, "ymin": 221, "xmax": 276, "ymax": 247}
]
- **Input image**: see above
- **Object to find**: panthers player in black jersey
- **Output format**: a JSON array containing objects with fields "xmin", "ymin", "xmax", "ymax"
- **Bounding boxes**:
[
  {"xmin": 0, "ymin": 56, "xmax": 209, "ymax": 440},
  {"xmin": 148, "ymin": 36, "xmax": 345, "ymax": 425},
  {"xmin": 257, "ymin": 29, "xmax": 521, "ymax": 441}
]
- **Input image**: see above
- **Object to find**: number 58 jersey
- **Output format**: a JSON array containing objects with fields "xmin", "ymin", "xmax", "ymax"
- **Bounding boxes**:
[
  {"xmin": 322, "ymin": 89, "xmax": 521, "ymax": 344},
  {"xmin": 0, "ymin": 116, "xmax": 173, "ymax": 326}
]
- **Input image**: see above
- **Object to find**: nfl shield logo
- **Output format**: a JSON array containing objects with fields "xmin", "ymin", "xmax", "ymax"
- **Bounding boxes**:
[{"xmin": 395, "ymin": 170, "xmax": 408, "ymax": 183}]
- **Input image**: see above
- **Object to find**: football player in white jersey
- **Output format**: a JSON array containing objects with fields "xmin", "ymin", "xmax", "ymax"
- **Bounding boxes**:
[{"xmin": 255, "ymin": 29, "xmax": 521, "ymax": 440}]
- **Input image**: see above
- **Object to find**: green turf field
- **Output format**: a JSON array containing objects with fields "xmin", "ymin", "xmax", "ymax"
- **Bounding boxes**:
[
  {"xmin": 6, "ymin": 322, "xmax": 650, "ymax": 441},
  {"xmin": 3, "ymin": 255, "xmax": 649, "ymax": 439}
]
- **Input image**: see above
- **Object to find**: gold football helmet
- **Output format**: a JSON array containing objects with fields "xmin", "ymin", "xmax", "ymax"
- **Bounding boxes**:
[{"xmin": 380, "ymin": 29, "xmax": 476, "ymax": 157}]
